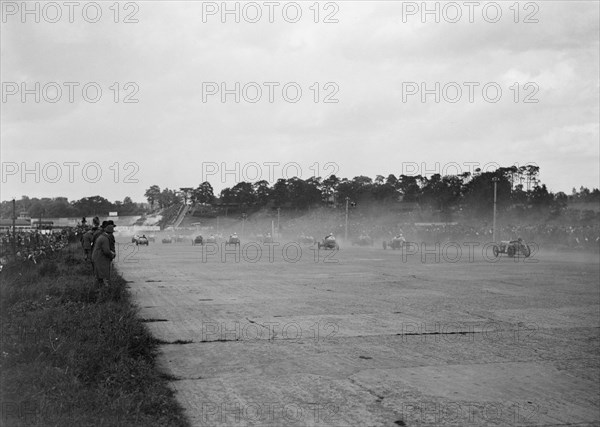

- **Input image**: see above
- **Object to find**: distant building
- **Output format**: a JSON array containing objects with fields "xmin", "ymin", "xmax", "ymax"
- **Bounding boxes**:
[{"xmin": 0, "ymin": 218, "xmax": 32, "ymax": 232}]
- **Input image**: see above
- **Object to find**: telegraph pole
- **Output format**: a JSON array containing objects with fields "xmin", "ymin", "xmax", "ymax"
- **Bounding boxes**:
[
  {"xmin": 241, "ymin": 213, "xmax": 246, "ymax": 238},
  {"xmin": 344, "ymin": 197, "xmax": 349, "ymax": 241},
  {"xmin": 492, "ymin": 177, "xmax": 499, "ymax": 242},
  {"xmin": 277, "ymin": 207, "xmax": 280, "ymax": 237},
  {"xmin": 12, "ymin": 198, "xmax": 16, "ymax": 259}
]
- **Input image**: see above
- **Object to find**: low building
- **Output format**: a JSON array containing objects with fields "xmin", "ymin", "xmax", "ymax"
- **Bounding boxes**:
[{"xmin": 0, "ymin": 219, "xmax": 33, "ymax": 232}]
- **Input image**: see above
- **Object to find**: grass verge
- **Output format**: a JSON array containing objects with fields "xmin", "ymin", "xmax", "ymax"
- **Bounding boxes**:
[{"xmin": 0, "ymin": 245, "xmax": 189, "ymax": 427}]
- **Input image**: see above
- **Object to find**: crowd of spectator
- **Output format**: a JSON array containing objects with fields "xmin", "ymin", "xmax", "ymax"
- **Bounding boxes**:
[{"xmin": 0, "ymin": 227, "xmax": 79, "ymax": 269}]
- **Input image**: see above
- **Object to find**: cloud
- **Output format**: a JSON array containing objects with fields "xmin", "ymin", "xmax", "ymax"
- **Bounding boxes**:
[{"xmin": 1, "ymin": 1, "xmax": 598, "ymax": 202}]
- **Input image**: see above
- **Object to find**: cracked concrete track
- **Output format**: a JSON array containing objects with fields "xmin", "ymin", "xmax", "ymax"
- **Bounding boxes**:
[{"xmin": 116, "ymin": 238, "xmax": 599, "ymax": 427}]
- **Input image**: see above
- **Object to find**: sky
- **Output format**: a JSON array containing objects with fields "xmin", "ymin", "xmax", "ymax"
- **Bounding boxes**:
[{"xmin": 1, "ymin": 0, "xmax": 599, "ymax": 203}]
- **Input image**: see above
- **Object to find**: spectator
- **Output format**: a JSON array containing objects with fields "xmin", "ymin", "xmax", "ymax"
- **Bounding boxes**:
[{"xmin": 91, "ymin": 224, "xmax": 115, "ymax": 286}]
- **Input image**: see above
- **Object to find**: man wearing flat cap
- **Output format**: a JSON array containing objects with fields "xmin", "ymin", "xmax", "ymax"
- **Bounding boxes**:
[{"xmin": 92, "ymin": 222, "xmax": 116, "ymax": 286}]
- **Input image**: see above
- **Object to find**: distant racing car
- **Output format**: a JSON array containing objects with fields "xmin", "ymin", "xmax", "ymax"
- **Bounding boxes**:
[
  {"xmin": 135, "ymin": 235, "xmax": 149, "ymax": 246},
  {"xmin": 162, "ymin": 237, "xmax": 173, "ymax": 244},
  {"xmin": 383, "ymin": 235, "xmax": 406, "ymax": 250},
  {"xmin": 192, "ymin": 235, "xmax": 203, "ymax": 246},
  {"xmin": 226, "ymin": 234, "xmax": 240, "ymax": 247},
  {"xmin": 493, "ymin": 238, "xmax": 531, "ymax": 258},
  {"xmin": 317, "ymin": 235, "xmax": 339, "ymax": 250}
]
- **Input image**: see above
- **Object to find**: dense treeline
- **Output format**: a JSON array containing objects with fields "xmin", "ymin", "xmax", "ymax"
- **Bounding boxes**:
[
  {"xmin": 149, "ymin": 165, "xmax": 599, "ymax": 220},
  {"xmin": 0, "ymin": 195, "xmax": 145, "ymax": 219},
  {"xmin": 2, "ymin": 165, "xmax": 598, "ymax": 221}
]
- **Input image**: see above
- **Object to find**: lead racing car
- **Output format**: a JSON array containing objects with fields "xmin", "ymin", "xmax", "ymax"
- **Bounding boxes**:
[
  {"xmin": 383, "ymin": 235, "xmax": 406, "ymax": 250},
  {"xmin": 493, "ymin": 238, "xmax": 531, "ymax": 258}
]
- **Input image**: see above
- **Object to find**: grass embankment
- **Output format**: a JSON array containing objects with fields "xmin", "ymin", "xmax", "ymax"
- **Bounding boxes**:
[{"xmin": 0, "ymin": 245, "xmax": 189, "ymax": 427}]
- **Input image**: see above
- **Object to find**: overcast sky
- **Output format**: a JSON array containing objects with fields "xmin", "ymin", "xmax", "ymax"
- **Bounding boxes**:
[{"xmin": 1, "ymin": 1, "xmax": 599, "ymax": 203}]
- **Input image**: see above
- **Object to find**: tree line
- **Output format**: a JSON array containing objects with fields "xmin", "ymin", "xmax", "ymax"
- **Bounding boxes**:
[
  {"xmin": 2, "ymin": 165, "xmax": 597, "ymax": 220},
  {"xmin": 0, "ymin": 196, "xmax": 145, "ymax": 220},
  {"xmin": 145, "ymin": 165, "xmax": 599, "ymax": 219}
]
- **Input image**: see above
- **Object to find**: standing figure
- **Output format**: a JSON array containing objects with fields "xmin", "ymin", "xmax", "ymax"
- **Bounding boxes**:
[{"xmin": 91, "ymin": 224, "xmax": 115, "ymax": 286}]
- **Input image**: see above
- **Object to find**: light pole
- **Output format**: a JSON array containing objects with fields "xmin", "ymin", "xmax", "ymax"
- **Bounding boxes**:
[
  {"xmin": 12, "ymin": 198, "xmax": 16, "ymax": 259},
  {"xmin": 241, "ymin": 213, "xmax": 246, "ymax": 238},
  {"xmin": 492, "ymin": 177, "xmax": 499, "ymax": 242},
  {"xmin": 277, "ymin": 207, "xmax": 280, "ymax": 237},
  {"xmin": 344, "ymin": 197, "xmax": 349, "ymax": 241}
]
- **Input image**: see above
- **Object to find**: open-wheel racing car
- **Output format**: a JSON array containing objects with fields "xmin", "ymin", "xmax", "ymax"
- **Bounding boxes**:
[
  {"xmin": 493, "ymin": 238, "xmax": 531, "ymax": 258},
  {"xmin": 352, "ymin": 234, "xmax": 374, "ymax": 246},
  {"xmin": 205, "ymin": 235, "xmax": 218, "ymax": 244},
  {"xmin": 162, "ymin": 237, "xmax": 173, "ymax": 244},
  {"xmin": 135, "ymin": 235, "xmax": 149, "ymax": 246},
  {"xmin": 192, "ymin": 235, "xmax": 203, "ymax": 246},
  {"xmin": 383, "ymin": 235, "xmax": 406, "ymax": 250},
  {"xmin": 317, "ymin": 236, "xmax": 339, "ymax": 250},
  {"xmin": 226, "ymin": 234, "xmax": 240, "ymax": 247}
]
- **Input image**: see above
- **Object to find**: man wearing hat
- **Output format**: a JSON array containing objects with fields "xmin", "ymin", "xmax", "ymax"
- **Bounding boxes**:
[
  {"xmin": 92, "ymin": 220, "xmax": 107, "ymax": 248},
  {"xmin": 91, "ymin": 222, "xmax": 116, "ymax": 286}
]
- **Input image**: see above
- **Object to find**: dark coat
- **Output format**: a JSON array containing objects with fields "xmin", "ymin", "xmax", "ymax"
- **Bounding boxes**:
[
  {"xmin": 81, "ymin": 230, "xmax": 94, "ymax": 250},
  {"xmin": 91, "ymin": 228, "xmax": 104, "ymax": 247},
  {"xmin": 92, "ymin": 233, "xmax": 114, "ymax": 279},
  {"xmin": 107, "ymin": 233, "xmax": 115, "ymax": 253}
]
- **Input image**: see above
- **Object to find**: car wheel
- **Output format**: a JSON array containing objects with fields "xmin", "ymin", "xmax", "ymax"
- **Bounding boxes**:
[
  {"xmin": 493, "ymin": 245, "xmax": 500, "ymax": 257},
  {"xmin": 522, "ymin": 245, "xmax": 531, "ymax": 257}
]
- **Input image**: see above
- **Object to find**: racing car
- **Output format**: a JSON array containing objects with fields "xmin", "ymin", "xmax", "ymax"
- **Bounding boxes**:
[
  {"xmin": 317, "ymin": 235, "xmax": 339, "ymax": 250},
  {"xmin": 383, "ymin": 235, "xmax": 406, "ymax": 250},
  {"xmin": 131, "ymin": 234, "xmax": 140, "ymax": 243},
  {"xmin": 492, "ymin": 238, "xmax": 531, "ymax": 258},
  {"xmin": 192, "ymin": 235, "xmax": 203, "ymax": 246},
  {"xmin": 205, "ymin": 234, "xmax": 218, "ymax": 244},
  {"xmin": 226, "ymin": 234, "xmax": 240, "ymax": 247},
  {"xmin": 135, "ymin": 235, "xmax": 149, "ymax": 246},
  {"xmin": 352, "ymin": 234, "xmax": 374, "ymax": 246},
  {"xmin": 162, "ymin": 237, "xmax": 173, "ymax": 244}
]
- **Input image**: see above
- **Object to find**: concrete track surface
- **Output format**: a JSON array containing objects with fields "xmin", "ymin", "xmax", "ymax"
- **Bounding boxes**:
[{"xmin": 116, "ymin": 238, "xmax": 599, "ymax": 427}]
